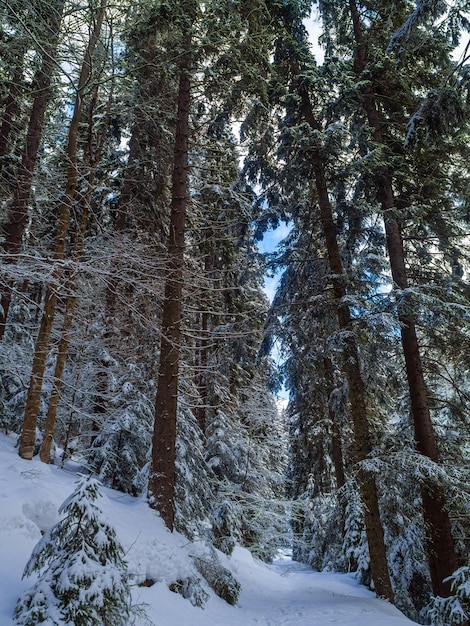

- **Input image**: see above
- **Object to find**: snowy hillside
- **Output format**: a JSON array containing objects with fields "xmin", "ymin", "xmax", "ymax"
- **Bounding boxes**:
[{"xmin": 0, "ymin": 433, "xmax": 416, "ymax": 625}]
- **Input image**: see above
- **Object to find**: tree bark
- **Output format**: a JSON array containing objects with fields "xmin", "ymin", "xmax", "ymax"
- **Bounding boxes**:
[
  {"xmin": 0, "ymin": 46, "xmax": 26, "ymax": 160},
  {"xmin": 281, "ymin": 18, "xmax": 394, "ymax": 600},
  {"xmin": 0, "ymin": 0, "xmax": 65, "ymax": 339},
  {"xmin": 148, "ymin": 42, "xmax": 192, "ymax": 531},
  {"xmin": 40, "ymin": 75, "xmax": 115, "ymax": 464},
  {"xmin": 18, "ymin": 0, "xmax": 108, "ymax": 460},
  {"xmin": 348, "ymin": 0, "xmax": 458, "ymax": 597}
]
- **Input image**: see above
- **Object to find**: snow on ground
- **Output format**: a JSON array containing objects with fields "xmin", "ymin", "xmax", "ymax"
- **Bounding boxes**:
[{"xmin": 0, "ymin": 433, "xmax": 417, "ymax": 625}]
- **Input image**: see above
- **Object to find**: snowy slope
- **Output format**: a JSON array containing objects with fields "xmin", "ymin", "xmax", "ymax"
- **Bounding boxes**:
[{"xmin": 0, "ymin": 433, "xmax": 417, "ymax": 625}]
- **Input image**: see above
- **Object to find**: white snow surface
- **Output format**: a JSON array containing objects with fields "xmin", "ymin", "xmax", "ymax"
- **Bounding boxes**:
[{"xmin": 0, "ymin": 433, "xmax": 417, "ymax": 625}]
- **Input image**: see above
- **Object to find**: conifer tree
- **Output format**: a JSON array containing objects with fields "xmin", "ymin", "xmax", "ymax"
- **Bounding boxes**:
[
  {"xmin": 335, "ymin": 0, "xmax": 461, "ymax": 597},
  {"xmin": 14, "ymin": 476, "xmax": 137, "ymax": 626},
  {"xmin": 148, "ymin": 0, "xmax": 196, "ymax": 531},
  {"xmin": 243, "ymin": 0, "xmax": 394, "ymax": 600},
  {"xmin": 147, "ymin": 0, "xmax": 282, "ymax": 538}
]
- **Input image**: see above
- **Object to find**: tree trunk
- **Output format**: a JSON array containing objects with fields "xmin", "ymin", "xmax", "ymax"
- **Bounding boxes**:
[
  {"xmin": 148, "ymin": 42, "xmax": 192, "ymax": 531},
  {"xmin": 282, "ymin": 25, "xmax": 394, "ymax": 600},
  {"xmin": 0, "ymin": 46, "xmax": 26, "ymax": 160},
  {"xmin": 39, "ymin": 280, "xmax": 76, "ymax": 464},
  {"xmin": 40, "ymin": 195, "xmax": 91, "ymax": 464},
  {"xmin": 348, "ymin": 0, "xmax": 458, "ymax": 597},
  {"xmin": 40, "ymin": 76, "xmax": 114, "ymax": 464},
  {"xmin": 278, "ymin": 14, "xmax": 394, "ymax": 594},
  {"xmin": 18, "ymin": 0, "xmax": 108, "ymax": 460},
  {"xmin": 0, "ymin": 0, "xmax": 65, "ymax": 339}
]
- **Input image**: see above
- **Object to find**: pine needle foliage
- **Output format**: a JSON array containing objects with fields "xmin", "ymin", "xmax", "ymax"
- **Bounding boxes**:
[
  {"xmin": 428, "ymin": 566, "xmax": 470, "ymax": 625},
  {"xmin": 14, "ymin": 476, "xmax": 140, "ymax": 626}
]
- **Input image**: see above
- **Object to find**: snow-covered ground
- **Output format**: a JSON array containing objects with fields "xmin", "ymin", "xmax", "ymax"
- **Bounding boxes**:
[{"xmin": 0, "ymin": 433, "xmax": 416, "ymax": 625}]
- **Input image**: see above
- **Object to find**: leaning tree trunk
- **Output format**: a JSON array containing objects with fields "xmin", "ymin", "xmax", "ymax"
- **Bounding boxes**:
[
  {"xmin": 311, "ymin": 156, "xmax": 393, "ymax": 601},
  {"xmin": 18, "ymin": 0, "xmax": 108, "ymax": 461},
  {"xmin": 0, "ymin": 0, "xmax": 65, "ymax": 339},
  {"xmin": 282, "ymin": 23, "xmax": 394, "ymax": 600},
  {"xmin": 348, "ymin": 0, "xmax": 458, "ymax": 598},
  {"xmin": 148, "ymin": 42, "xmax": 192, "ymax": 532},
  {"xmin": 40, "ymin": 77, "xmax": 114, "ymax": 464}
]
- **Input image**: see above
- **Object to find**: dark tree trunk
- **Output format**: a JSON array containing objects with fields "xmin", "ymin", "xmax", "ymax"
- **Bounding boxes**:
[
  {"xmin": 0, "ymin": 0, "xmax": 65, "ymax": 339},
  {"xmin": 0, "ymin": 46, "xmax": 26, "ymax": 160},
  {"xmin": 348, "ymin": 0, "xmax": 458, "ymax": 597},
  {"xmin": 148, "ymin": 44, "xmax": 192, "ymax": 532},
  {"xmin": 281, "ymin": 19, "xmax": 394, "ymax": 600},
  {"xmin": 40, "ymin": 77, "xmax": 112, "ymax": 463},
  {"xmin": 18, "ymin": 0, "xmax": 108, "ymax": 460}
]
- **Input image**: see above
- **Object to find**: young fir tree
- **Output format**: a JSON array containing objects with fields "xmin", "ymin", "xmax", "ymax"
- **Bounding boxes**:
[
  {"xmin": 88, "ymin": 364, "xmax": 154, "ymax": 496},
  {"xmin": 14, "ymin": 476, "xmax": 138, "ymax": 626}
]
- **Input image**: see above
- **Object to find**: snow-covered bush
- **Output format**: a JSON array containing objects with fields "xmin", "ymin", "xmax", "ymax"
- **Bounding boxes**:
[
  {"xmin": 87, "ymin": 362, "xmax": 154, "ymax": 496},
  {"xmin": 340, "ymin": 482, "xmax": 371, "ymax": 586},
  {"xmin": 14, "ymin": 475, "xmax": 141, "ymax": 626},
  {"xmin": 167, "ymin": 576, "xmax": 209, "ymax": 608},
  {"xmin": 174, "ymin": 393, "xmax": 216, "ymax": 539},
  {"xmin": 427, "ymin": 566, "xmax": 470, "ymax": 626}
]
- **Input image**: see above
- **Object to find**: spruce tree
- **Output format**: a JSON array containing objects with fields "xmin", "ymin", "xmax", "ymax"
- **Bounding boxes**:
[
  {"xmin": 242, "ymin": 0, "xmax": 394, "ymax": 600},
  {"xmin": 148, "ymin": 0, "xmax": 196, "ymax": 531},
  {"xmin": 314, "ymin": 0, "xmax": 467, "ymax": 598},
  {"xmin": 14, "ymin": 476, "xmax": 137, "ymax": 626}
]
